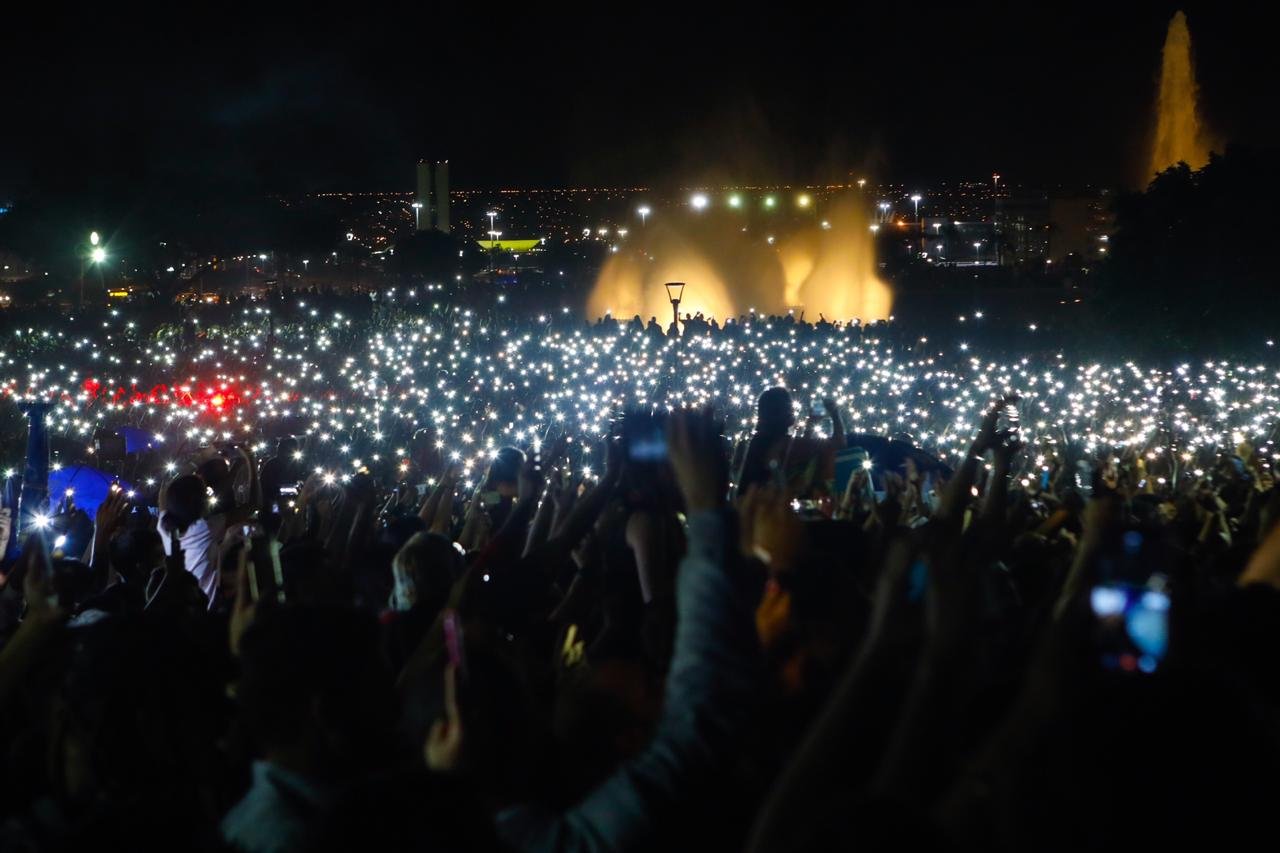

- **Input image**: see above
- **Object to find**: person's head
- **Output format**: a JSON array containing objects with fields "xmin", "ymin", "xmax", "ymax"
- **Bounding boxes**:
[
  {"xmin": 51, "ymin": 613, "xmax": 226, "ymax": 810},
  {"xmin": 277, "ymin": 437, "xmax": 300, "ymax": 460},
  {"xmin": 108, "ymin": 527, "xmax": 164, "ymax": 586},
  {"xmin": 757, "ymin": 387, "xmax": 795, "ymax": 435},
  {"xmin": 160, "ymin": 474, "xmax": 206, "ymax": 536},
  {"xmin": 390, "ymin": 532, "xmax": 463, "ymax": 613},
  {"xmin": 238, "ymin": 606, "xmax": 397, "ymax": 779},
  {"xmin": 484, "ymin": 447, "xmax": 525, "ymax": 496}
]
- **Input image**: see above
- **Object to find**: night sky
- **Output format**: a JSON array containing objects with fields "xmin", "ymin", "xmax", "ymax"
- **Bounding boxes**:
[{"xmin": 3, "ymin": 3, "xmax": 1273, "ymax": 199}]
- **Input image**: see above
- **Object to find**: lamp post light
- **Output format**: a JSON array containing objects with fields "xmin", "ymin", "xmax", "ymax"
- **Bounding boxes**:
[
  {"xmin": 411, "ymin": 201, "xmax": 423, "ymax": 230},
  {"xmin": 857, "ymin": 178, "xmax": 867, "ymax": 190},
  {"xmin": 486, "ymin": 210, "xmax": 498, "ymax": 237},
  {"xmin": 910, "ymin": 194, "xmax": 922, "ymax": 221},
  {"xmin": 80, "ymin": 232, "xmax": 106, "ymax": 309},
  {"xmin": 663, "ymin": 281, "xmax": 685, "ymax": 332},
  {"xmin": 877, "ymin": 201, "xmax": 890, "ymax": 222},
  {"xmin": 973, "ymin": 242, "xmax": 982, "ymax": 264},
  {"xmin": 638, "ymin": 205, "xmax": 650, "ymax": 226},
  {"xmin": 690, "ymin": 193, "xmax": 708, "ymax": 211},
  {"xmin": 487, "ymin": 231, "xmax": 502, "ymax": 272}
]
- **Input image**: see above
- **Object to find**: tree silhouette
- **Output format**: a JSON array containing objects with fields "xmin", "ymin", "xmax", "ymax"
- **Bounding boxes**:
[{"xmin": 1103, "ymin": 145, "xmax": 1278, "ymax": 349}]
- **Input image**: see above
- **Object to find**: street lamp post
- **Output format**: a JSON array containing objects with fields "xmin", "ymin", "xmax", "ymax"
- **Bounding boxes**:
[
  {"xmin": 663, "ymin": 281, "xmax": 685, "ymax": 333},
  {"xmin": 638, "ymin": 205, "xmax": 650, "ymax": 227},
  {"xmin": 910, "ymin": 194, "xmax": 923, "ymax": 254},
  {"xmin": 973, "ymin": 242, "xmax": 982, "ymax": 265},
  {"xmin": 488, "ymin": 231, "xmax": 502, "ymax": 272},
  {"xmin": 411, "ymin": 201, "xmax": 423, "ymax": 230},
  {"xmin": 80, "ymin": 231, "xmax": 105, "ymax": 309}
]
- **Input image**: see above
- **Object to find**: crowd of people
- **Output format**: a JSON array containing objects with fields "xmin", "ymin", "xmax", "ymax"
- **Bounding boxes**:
[{"xmin": 0, "ymin": 293, "xmax": 1279, "ymax": 851}]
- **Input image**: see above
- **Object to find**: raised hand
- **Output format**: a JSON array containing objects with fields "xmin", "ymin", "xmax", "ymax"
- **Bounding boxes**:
[
  {"xmin": 95, "ymin": 488, "xmax": 130, "ymax": 542},
  {"xmin": 21, "ymin": 532, "xmax": 61, "ymax": 618},
  {"xmin": 667, "ymin": 406, "xmax": 727, "ymax": 513},
  {"xmin": 972, "ymin": 394, "xmax": 1019, "ymax": 456},
  {"xmin": 229, "ymin": 540, "xmax": 255, "ymax": 657},
  {"xmin": 519, "ymin": 436, "xmax": 565, "ymax": 504}
]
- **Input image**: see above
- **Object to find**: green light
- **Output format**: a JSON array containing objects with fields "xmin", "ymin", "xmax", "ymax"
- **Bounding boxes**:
[
  {"xmin": 727, "ymin": 194, "xmax": 742, "ymax": 208},
  {"xmin": 763, "ymin": 196, "xmax": 776, "ymax": 209}
]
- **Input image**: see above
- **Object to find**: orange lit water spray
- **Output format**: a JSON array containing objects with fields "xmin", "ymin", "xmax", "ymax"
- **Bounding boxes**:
[
  {"xmin": 1149, "ymin": 11, "xmax": 1212, "ymax": 178},
  {"xmin": 587, "ymin": 190, "xmax": 891, "ymax": 323}
]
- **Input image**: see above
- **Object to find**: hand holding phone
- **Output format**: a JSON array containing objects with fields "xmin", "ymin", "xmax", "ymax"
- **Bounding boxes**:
[{"xmin": 1090, "ymin": 582, "xmax": 1170, "ymax": 673}]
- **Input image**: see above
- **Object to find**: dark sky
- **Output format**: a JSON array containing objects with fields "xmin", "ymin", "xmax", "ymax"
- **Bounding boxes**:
[{"xmin": 2, "ymin": 2, "xmax": 1273, "ymax": 198}]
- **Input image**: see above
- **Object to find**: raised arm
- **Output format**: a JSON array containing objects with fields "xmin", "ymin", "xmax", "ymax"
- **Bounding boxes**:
[{"xmin": 491, "ymin": 409, "xmax": 762, "ymax": 853}]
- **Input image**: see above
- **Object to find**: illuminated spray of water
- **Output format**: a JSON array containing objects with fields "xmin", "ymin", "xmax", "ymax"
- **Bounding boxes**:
[
  {"xmin": 1149, "ymin": 11, "xmax": 1213, "ymax": 178},
  {"xmin": 587, "ymin": 190, "xmax": 891, "ymax": 322}
]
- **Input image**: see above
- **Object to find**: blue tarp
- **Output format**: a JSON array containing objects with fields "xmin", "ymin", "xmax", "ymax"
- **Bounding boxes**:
[{"xmin": 46, "ymin": 466, "xmax": 134, "ymax": 520}]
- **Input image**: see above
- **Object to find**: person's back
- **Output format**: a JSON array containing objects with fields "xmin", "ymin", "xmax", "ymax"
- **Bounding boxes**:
[
  {"xmin": 158, "ymin": 474, "xmax": 221, "ymax": 607},
  {"xmin": 224, "ymin": 607, "xmax": 398, "ymax": 853}
]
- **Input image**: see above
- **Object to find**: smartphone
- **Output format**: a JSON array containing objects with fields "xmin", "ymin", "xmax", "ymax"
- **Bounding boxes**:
[
  {"xmin": 996, "ymin": 398, "xmax": 1021, "ymax": 445},
  {"xmin": 1090, "ymin": 582, "xmax": 1170, "ymax": 673},
  {"xmin": 442, "ymin": 609, "xmax": 466, "ymax": 676},
  {"xmin": 624, "ymin": 413, "xmax": 667, "ymax": 463},
  {"xmin": 243, "ymin": 523, "xmax": 285, "ymax": 604}
]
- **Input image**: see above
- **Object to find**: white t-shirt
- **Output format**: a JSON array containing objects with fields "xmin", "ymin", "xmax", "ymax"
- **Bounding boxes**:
[{"xmin": 158, "ymin": 511, "xmax": 226, "ymax": 608}]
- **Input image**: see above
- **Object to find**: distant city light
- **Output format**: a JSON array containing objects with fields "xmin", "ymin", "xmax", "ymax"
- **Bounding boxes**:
[{"xmin": 690, "ymin": 193, "xmax": 709, "ymax": 210}]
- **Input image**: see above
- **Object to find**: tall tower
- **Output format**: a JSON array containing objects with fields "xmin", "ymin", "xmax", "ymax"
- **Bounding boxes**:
[
  {"xmin": 415, "ymin": 160, "xmax": 433, "ymax": 232},
  {"xmin": 433, "ymin": 160, "xmax": 450, "ymax": 234}
]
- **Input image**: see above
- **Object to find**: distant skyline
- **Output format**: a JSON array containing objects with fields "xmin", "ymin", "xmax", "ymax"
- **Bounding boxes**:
[{"xmin": 3, "ymin": 3, "xmax": 1274, "ymax": 202}]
